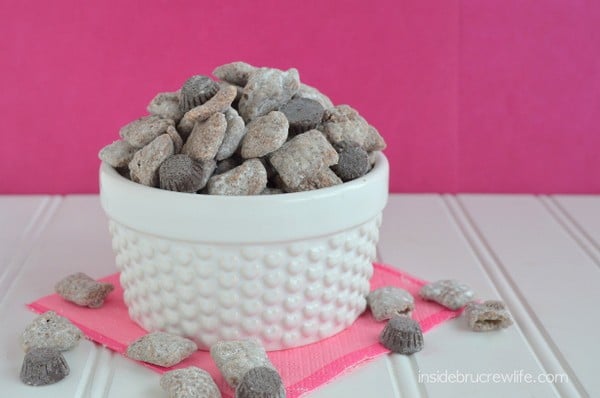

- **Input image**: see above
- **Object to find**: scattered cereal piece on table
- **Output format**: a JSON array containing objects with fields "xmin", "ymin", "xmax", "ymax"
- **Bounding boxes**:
[
  {"xmin": 419, "ymin": 279, "xmax": 475, "ymax": 310},
  {"xmin": 22, "ymin": 311, "xmax": 83, "ymax": 352},
  {"xmin": 129, "ymin": 134, "xmax": 175, "ymax": 187},
  {"xmin": 20, "ymin": 347, "xmax": 70, "ymax": 386},
  {"xmin": 235, "ymin": 366, "xmax": 286, "ymax": 398},
  {"xmin": 238, "ymin": 68, "xmax": 300, "ymax": 122},
  {"xmin": 160, "ymin": 366, "xmax": 221, "ymax": 398},
  {"xmin": 367, "ymin": 286, "xmax": 414, "ymax": 321},
  {"xmin": 119, "ymin": 115, "xmax": 174, "ymax": 149},
  {"xmin": 180, "ymin": 75, "xmax": 220, "ymax": 113},
  {"xmin": 465, "ymin": 300, "xmax": 513, "ymax": 332},
  {"xmin": 126, "ymin": 332, "xmax": 198, "ymax": 367},
  {"xmin": 240, "ymin": 111, "xmax": 289, "ymax": 159},
  {"xmin": 331, "ymin": 141, "xmax": 371, "ymax": 182},
  {"xmin": 147, "ymin": 91, "xmax": 184, "ymax": 122},
  {"xmin": 210, "ymin": 339, "xmax": 274, "ymax": 388},
  {"xmin": 159, "ymin": 154, "xmax": 211, "ymax": 193},
  {"xmin": 207, "ymin": 159, "xmax": 267, "ymax": 196},
  {"xmin": 279, "ymin": 97, "xmax": 324, "ymax": 135},
  {"xmin": 213, "ymin": 61, "xmax": 258, "ymax": 87},
  {"xmin": 269, "ymin": 130, "xmax": 338, "ymax": 191},
  {"xmin": 55, "ymin": 272, "xmax": 114, "ymax": 308},
  {"xmin": 181, "ymin": 112, "xmax": 227, "ymax": 162},
  {"xmin": 216, "ymin": 107, "xmax": 246, "ymax": 161},
  {"xmin": 379, "ymin": 316, "xmax": 424, "ymax": 355},
  {"xmin": 178, "ymin": 85, "xmax": 237, "ymax": 137}
]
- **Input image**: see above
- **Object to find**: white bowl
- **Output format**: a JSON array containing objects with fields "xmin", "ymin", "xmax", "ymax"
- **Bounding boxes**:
[{"xmin": 99, "ymin": 153, "xmax": 389, "ymax": 350}]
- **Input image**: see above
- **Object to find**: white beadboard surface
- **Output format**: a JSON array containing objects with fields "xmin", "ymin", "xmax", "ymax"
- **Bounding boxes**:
[{"xmin": 0, "ymin": 194, "xmax": 597, "ymax": 397}]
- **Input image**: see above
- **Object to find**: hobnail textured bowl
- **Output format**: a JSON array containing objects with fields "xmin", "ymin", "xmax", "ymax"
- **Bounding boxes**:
[{"xmin": 99, "ymin": 153, "xmax": 389, "ymax": 351}]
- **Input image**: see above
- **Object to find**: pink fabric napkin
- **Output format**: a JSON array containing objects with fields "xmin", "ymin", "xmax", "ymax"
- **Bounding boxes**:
[{"xmin": 28, "ymin": 263, "xmax": 459, "ymax": 397}]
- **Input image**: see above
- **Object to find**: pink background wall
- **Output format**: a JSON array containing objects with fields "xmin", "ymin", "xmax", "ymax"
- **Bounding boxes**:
[{"xmin": 1, "ymin": 0, "xmax": 599, "ymax": 194}]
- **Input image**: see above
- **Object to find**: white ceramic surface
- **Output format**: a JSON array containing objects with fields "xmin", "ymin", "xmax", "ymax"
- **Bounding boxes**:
[{"xmin": 99, "ymin": 153, "xmax": 389, "ymax": 350}]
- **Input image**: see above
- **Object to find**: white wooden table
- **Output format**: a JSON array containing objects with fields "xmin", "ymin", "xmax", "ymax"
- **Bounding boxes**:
[{"xmin": 1, "ymin": 194, "xmax": 598, "ymax": 398}]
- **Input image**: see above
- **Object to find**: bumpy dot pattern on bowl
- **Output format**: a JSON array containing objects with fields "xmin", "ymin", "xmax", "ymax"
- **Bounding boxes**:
[{"xmin": 109, "ymin": 214, "xmax": 381, "ymax": 350}]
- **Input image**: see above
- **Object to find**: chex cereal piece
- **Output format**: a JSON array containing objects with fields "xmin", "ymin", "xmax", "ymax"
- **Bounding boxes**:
[
  {"xmin": 129, "ymin": 134, "xmax": 175, "ymax": 187},
  {"xmin": 119, "ymin": 115, "xmax": 174, "ymax": 148},
  {"xmin": 180, "ymin": 75, "xmax": 220, "ymax": 113},
  {"xmin": 279, "ymin": 97, "xmax": 324, "ymax": 135},
  {"xmin": 235, "ymin": 366, "xmax": 285, "ymax": 398},
  {"xmin": 98, "ymin": 140, "xmax": 137, "ymax": 168},
  {"xmin": 210, "ymin": 339, "xmax": 274, "ymax": 388},
  {"xmin": 215, "ymin": 157, "xmax": 242, "ymax": 175},
  {"xmin": 321, "ymin": 105, "xmax": 386, "ymax": 152},
  {"xmin": 465, "ymin": 300, "xmax": 513, "ymax": 332},
  {"xmin": 178, "ymin": 85, "xmax": 237, "ymax": 136},
  {"xmin": 207, "ymin": 159, "xmax": 267, "ymax": 196},
  {"xmin": 55, "ymin": 272, "xmax": 114, "ymax": 308},
  {"xmin": 197, "ymin": 159, "xmax": 216, "ymax": 190},
  {"xmin": 160, "ymin": 366, "xmax": 221, "ymax": 398},
  {"xmin": 367, "ymin": 126, "xmax": 386, "ymax": 151},
  {"xmin": 367, "ymin": 286, "xmax": 414, "ymax": 321},
  {"xmin": 368, "ymin": 151, "xmax": 377, "ymax": 166},
  {"xmin": 20, "ymin": 347, "xmax": 70, "ymax": 386},
  {"xmin": 331, "ymin": 141, "xmax": 370, "ymax": 182},
  {"xmin": 238, "ymin": 67, "xmax": 300, "ymax": 122},
  {"xmin": 166, "ymin": 125, "xmax": 183, "ymax": 153},
  {"xmin": 22, "ymin": 311, "xmax": 83, "ymax": 352},
  {"xmin": 219, "ymin": 82, "xmax": 244, "ymax": 108},
  {"xmin": 216, "ymin": 107, "xmax": 246, "ymax": 161},
  {"xmin": 213, "ymin": 61, "xmax": 258, "ymax": 87},
  {"xmin": 269, "ymin": 130, "xmax": 338, "ymax": 191},
  {"xmin": 419, "ymin": 279, "xmax": 475, "ymax": 310},
  {"xmin": 127, "ymin": 332, "xmax": 197, "ymax": 367},
  {"xmin": 159, "ymin": 154, "xmax": 209, "ymax": 193},
  {"xmin": 379, "ymin": 316, "xmax": 423, "ymax": 355},
  {"xmin": 147, "ymin": 91, "xmax": 184, "ymax": 122},
  {"xmin": 293, "ymin": 82, "xmax": 334, "ymax": 110},
  {"xmin": 240, "ymin": 111, "xmax": 289, "ymax": 159},
  {"xmin": 182, "ymin": 112, "xmax": 227, "ymax": 162},
  {"xmin": 286, "ymin": 168, "xmax": 342, "ymax": 192}
]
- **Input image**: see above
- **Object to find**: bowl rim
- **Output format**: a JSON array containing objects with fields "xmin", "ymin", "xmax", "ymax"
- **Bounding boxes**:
[{"xmin": 100, "ymin": 152, "xmax": 389, "ymax": 243}]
